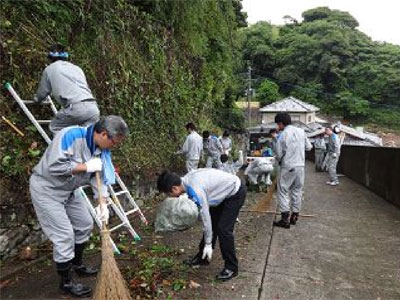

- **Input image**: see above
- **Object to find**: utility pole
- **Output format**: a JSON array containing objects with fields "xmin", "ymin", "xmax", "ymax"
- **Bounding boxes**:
[{"xmin": 247, "ymin": 65, "xmax": 252, "ymax": 127}]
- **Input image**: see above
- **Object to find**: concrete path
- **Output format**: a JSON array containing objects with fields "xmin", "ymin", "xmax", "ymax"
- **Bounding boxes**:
[{"xmin": 258, "ymin": 161, "xmax": 400, "ymax": 300}]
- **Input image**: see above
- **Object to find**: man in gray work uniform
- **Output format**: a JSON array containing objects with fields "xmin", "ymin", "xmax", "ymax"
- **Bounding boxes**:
[
  {"xmin": 29, "ymin": 116, "xmax": 128, "ymax": 298},
  {"xmin": 314, "ymin": 133, "xmax": 326, "ymax": 172},
  {"xmin": 273, "ymin": 112, "xmax": 312, "ymax": 228},
  {"xmin": 325, "ymin": 126, "xmax": 341, "ymax": 186},
  {"xmin": 203, "ymin": 130, "xmax": 224, "ymax": 168},
  {"xmin": 157, "ymin": 168, "xmax": 246, "ymax": 281},
  {"xmin": 34, "ymin": 44, "xmax": 100, "ymax": 134}
]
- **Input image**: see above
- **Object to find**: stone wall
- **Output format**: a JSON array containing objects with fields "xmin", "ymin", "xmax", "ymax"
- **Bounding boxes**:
[{"xmin": 338, "ymin": 146, "xmax": 400, "ymax": 207}]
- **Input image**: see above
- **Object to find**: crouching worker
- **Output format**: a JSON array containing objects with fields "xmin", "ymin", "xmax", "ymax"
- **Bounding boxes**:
[
  {"xmin": 157, "ymin": 169, "xmax": 247, "ymax": 281},
  {"xmin": 219, "ymin": 150, "xmax": 244, "ymax": 175},
  {"xmin": 29, "ymin": 115, "xmax": 129, "ymax": 298},
  {"xmin": 245, "ymin": 157, "xmax": 274, "ymax": 187}
]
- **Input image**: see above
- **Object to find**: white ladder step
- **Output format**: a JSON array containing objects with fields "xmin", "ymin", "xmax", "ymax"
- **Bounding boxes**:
[
  {"xmin": 125, "ymin": 208, "xmax": 139, "ymax": 216},
  {"xmin": 37, "ymin": 120, "xmax": 51, "ymax": 124},
  {"xmin": 109, "ymin": 223, "xmax": 126, "ymax": 232}
]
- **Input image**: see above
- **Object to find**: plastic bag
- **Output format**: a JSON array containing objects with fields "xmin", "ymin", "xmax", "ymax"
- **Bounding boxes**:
[{"xmin": 155, "ymin": 194, "xmax": 199, "ymax": 232}]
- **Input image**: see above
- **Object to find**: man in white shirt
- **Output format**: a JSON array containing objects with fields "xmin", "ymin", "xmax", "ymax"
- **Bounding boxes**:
[
  {"xmin": 181, "ymin": 122, "xmax": 203, "ymax": 172},
  {"xmin": 220, "ymin": 130, "xmax": 233, "ymax": 155}
]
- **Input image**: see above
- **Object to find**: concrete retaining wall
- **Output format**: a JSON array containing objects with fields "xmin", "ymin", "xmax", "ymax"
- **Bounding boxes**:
[{"xmin": 338, "ymin": 146, "xmax": 400, "ymax": 207}]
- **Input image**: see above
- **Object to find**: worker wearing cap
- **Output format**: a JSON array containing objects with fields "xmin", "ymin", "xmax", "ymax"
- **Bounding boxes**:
[
  {"xmin": 181, "ymin": 122, "xmax": 203, "ymax": 172},
  {"xmin": 34, "ymin": 43, "xmax": 100, "ymax": 134},
  {"xmin": 273, "ymin": 112, "xmax": 312, "ymax": 228},
  {"xmin": 29, "ymin": 116, "xmax": 128, "ymax": 298},
  {"xmin": 325, "ymin": 126, "xmax": 341, "ymax": 186}
]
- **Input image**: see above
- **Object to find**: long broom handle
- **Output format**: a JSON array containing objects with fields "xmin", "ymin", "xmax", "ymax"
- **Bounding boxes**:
[{"xmin": 95, "ymin": 171, "xmax": 107, "ymax": 230}]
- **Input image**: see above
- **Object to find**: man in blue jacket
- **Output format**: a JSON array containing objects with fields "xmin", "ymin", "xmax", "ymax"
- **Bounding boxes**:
[{"xmin": 30, "ymin": 115, "xmax": 128, "ymax": 297}]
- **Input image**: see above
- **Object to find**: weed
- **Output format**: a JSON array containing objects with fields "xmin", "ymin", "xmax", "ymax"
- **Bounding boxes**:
[{"xmin": 150, "ymin": 245, "xmax": 171, "ymax": 254}]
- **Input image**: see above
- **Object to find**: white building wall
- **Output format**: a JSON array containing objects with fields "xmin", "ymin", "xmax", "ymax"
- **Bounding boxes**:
[{"xmin": 261, "ymin": 112, "xmax": 315, "ymax": 124}]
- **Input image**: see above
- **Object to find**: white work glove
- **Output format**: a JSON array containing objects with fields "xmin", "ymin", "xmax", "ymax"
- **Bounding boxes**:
[
  {"xmin": 95, "ymin": 203, "xmax": 109, "ymax": 224},
  {"xmin": 332, "ymin": 153, "xmax": 337, "ymax": 158},
  {"xmin": 202, "ymin": 244, "xmax": 213, "ymax": 261},
  {"xmin": 85, "ymin": 158, "xmax": 102, "ymax": 173}
]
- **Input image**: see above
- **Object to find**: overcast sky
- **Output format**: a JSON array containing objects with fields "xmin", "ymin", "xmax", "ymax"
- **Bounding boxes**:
[{"xmin": 241, "ymin": 0, "xmax": 400, "ymax": 45}]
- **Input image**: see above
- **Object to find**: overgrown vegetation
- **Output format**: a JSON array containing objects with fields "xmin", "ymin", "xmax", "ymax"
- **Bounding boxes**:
[
  {"xmin": 239, "ymin": 6, "xmax": 400, "ymax": 127},
  {"xmin": 0, "ymin": 0, "xmax": 246, "ymax": 226}
]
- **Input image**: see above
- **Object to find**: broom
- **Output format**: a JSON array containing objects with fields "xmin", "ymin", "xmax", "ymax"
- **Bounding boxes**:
[{"xmin": 93, "ymin": 172, "xmax": 132, "ymax": 300}]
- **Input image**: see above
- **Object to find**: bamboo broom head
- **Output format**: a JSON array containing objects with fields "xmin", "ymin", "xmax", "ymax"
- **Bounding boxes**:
[{"xmin": 93, "ymin": 229, "xmax": 132, "ymax": 300}]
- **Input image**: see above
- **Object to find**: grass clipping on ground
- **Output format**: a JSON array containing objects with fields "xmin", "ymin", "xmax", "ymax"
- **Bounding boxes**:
[{"xmin": 93, "ymin": 229, "xmax": 132, "ymax": 300}]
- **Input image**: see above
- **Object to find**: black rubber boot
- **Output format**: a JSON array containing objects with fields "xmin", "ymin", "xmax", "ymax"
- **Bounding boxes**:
[
  {"xmin": 57, "ymin": 262, "xmax": 92, "ymax": 298},
  {"xmin": 290, "ymin": 212, "xmax": 299, "ymax": 225},
  {"xmin": 71, "ymin": 243, "xmax": 98, "ymax": 276},
  {"xmin": 273, "ymin": 211, "xmax": 290, "ymax": 229}
]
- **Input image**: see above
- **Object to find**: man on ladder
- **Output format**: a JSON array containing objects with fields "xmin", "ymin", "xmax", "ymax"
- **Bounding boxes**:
[
  {"xmin": 29, "ymin": 115, "xmax": 128, "ymax": 298},
  {"xmin": 34, "ymin": 43, "xmax": 100, "ymax": 133}
]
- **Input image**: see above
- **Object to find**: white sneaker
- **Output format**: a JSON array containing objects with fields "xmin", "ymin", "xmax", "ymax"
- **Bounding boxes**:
[
  {"xmin": 326, "ymin": 181, "xmax": 333, "ymax": 185},
  {"xmin": 329, "ymin": 181, "xmax": 339, "ymax": 186}
]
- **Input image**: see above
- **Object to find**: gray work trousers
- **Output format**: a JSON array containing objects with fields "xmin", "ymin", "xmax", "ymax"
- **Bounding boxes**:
[
  {"xmin": 30, "ymin": 176, "xmax": 93, "ymax": 263},
  {"xmin": 50, "ymin": 101, "xmax": 100, "ymax": 134},
  {"xmin": 315, "ymin": 150, "xmax": 325, "ymax": 171},
  {"xmin": 186, "ymin": 159, "xmax": 199, "ymax": 173},
  {"xmin": 277, "ymin": 166, "xmax": 305, "ymax": 213},
  {"xmin": 328, "ymin": 153, "xmax": 339, "ymax": 182},
  {"xmin": 206, "ymin": 155, "xmax": 222, "ymax": 169}
]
